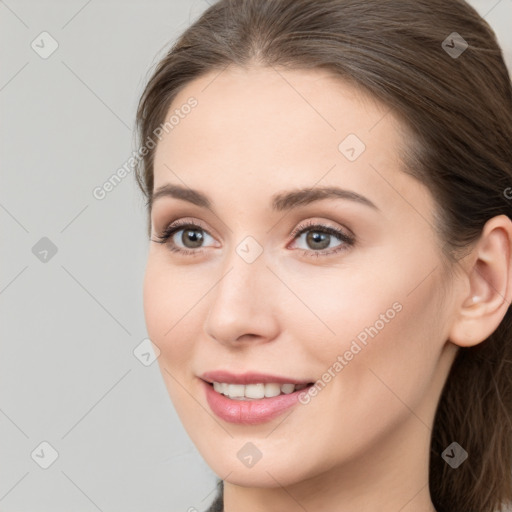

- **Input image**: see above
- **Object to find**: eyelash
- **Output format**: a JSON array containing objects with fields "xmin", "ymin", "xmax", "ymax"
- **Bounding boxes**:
[{"xmin": 151, "ymin": 219, "xmax": 355, "ymax": 258}]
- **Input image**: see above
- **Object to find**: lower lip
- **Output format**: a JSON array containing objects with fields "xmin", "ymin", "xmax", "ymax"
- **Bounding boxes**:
[{"xmin": 202, "ymin": 380, "xmax": 310, "ymax": 425}]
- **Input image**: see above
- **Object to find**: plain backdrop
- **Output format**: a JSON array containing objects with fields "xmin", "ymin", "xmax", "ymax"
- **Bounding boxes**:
[{"xmin": 1, "ymin": 1, "xmax": 511, "ymax": 511}]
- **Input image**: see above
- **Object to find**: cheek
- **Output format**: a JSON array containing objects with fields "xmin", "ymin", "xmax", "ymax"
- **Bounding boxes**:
[
  {"xmin": 319, "ymin": 268, "xmax": 445, "ymax": 432},
  {"xmin": 363, "ymin": 276, "xmax": 446, "ymax": 390},
  {"xmin": 143, "ymin": 260, "xmax": 205, "ymax": 427},
  {"xmin": 142, "ymin": 258, "xmax": 201, "ymax": 368},
  {"xmin": 288, "ymin": 245, "xmax": 447, "ymax": 414}
]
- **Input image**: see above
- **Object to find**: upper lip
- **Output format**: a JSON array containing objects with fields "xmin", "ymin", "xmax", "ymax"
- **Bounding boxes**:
[{"xmin": 200, "ymin": 370, "xmax": 313, "ymax": 385}]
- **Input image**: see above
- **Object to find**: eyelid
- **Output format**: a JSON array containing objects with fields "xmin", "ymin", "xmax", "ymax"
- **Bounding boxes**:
[
  {"xmin": 154, "ymin": 217, "xmax": 216, "ymax": 241},
  {"xmin": 289, "ymin": 218, "xmax": 354, "ymax": 240}
]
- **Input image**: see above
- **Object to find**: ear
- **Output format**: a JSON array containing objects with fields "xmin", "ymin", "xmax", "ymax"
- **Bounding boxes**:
[{"xmin": 449, "ymin": 214, "xmax": 512, "ymax": 347}]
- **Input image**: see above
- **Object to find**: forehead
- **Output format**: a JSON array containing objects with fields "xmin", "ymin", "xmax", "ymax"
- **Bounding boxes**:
[
  {"xmin": 155, "ymin": 66, "xmax": 398, "ymax": 171},
  {"xmin": 151, "ymin": 65, "xmax": 431, "ymax": 223}
]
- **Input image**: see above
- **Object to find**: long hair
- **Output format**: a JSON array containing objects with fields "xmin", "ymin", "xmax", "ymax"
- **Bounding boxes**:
[{"xmin": 134, "ymin": 1, "xmax": 512, "ymax": 510}]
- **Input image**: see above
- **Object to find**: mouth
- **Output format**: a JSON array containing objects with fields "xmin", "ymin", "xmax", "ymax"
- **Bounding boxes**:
[
  {"xmin": 200, "ymin": 371, "xmax": 315, "ymax": 424},
  {"xmin": 207, "ymin": 381, "xmax": 312, "ymax": 400}
]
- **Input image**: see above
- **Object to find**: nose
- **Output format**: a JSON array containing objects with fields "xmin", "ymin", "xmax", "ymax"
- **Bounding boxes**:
[{"xmin": 203, "ymin": 245, "xmax": 280, "ymax": 348}]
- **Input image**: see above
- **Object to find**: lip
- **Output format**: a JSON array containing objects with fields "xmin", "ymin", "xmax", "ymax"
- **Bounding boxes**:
[
  {"xmin": 200, "ymin": 375, "xmax": 314, "ymax": 425},
  {"xmin": 200, "ymin": 370, "xmax": 312, "ymax": 385}
]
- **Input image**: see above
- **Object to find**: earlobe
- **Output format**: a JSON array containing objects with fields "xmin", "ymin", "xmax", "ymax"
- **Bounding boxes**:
[{"xmin": 449, "ymin": 214, "xmax": 512, "ymax": 348}]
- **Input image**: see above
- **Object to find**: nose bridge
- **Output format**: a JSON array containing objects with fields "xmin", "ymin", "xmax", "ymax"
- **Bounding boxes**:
[
  {"xmin": 212, "ymin": 240, "xmax": 268, "ymax": 316},
  {"xmin": 204, "ymin": 237, "xmax": 278, "ymax": 344}
]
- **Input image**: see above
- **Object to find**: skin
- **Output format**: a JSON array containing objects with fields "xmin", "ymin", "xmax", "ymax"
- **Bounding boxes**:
[{"xmin": 142, "ymin": 65, "xmax": 512, "ymax": 512}]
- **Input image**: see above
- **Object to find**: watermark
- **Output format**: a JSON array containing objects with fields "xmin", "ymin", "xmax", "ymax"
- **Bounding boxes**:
[
  {"xmin": 338, "ymin": 133, "xmax": 366, "ymax": 162},
  {"xmin": 92, "ymin": 96, "xmax": 198, "ymax": 200},
  {"xmin": 237, "ymin": 441, "xmax": 263, "ymax": 468},
  {"xmin": 133, "ymin": 338, "xmax": 161, "ymax": 366},
  {"xmin": 503, "ymin": 187, "xmax": 512, "ymax": 200},
  {"xmin": 31, "ymin": 31, "xmax": 59, "ymax": 59},
  {"xmin": 441, "ymin": 32, "xmax": 468, "ymax": 59},
  {"xmin": 31, "ymin": 441, "xmax": 59, "ymax": 469},
  {"xmin": 441, "ymin": 441, "xmax": 468, "ymax": 469},
  {"xmin": 236, "ymin": 235, "xmax": 263, "ymax": 263},
  {"xmin": 32, "ymin": 236, "xmax": 58, "ymax": 263},
  {"xmin": 298, "ymin": 301, "xmax": 403, "ymax": 405}
]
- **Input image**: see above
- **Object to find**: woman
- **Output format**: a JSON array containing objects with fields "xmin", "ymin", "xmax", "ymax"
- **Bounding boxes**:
[{"xmin": 135, "ymin": 1, "xmax": 512, "ymax": 511}]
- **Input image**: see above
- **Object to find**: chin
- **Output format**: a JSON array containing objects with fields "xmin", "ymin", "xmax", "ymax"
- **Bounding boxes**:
[{"xmin": 211, "ymin": 459, "xmax": 309, "ymax": 488}]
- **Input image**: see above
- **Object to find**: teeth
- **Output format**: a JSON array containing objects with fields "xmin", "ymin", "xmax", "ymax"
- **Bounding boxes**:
[
  {"xmin": 264, "ymin": 383, "xmax": 281, "ymax": 397},
  {"xmin": 245, "ymin": 383, "xmax": 265, "ymax": 399},
  {"xmin": 281, "ymin": 383, "xmax": 295, "ymax": 394},
  {"xmin": 228, "ymin": 384, "xmax": 245, "ymax": 398},
  {"xmin": 211, "ymin": 382, "xmax": 308, "ymax": 399}
]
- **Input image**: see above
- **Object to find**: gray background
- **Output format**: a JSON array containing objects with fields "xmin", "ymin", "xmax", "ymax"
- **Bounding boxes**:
[{"xmin": 1, "ymin": 1, "xmax": 511, "ymax": 511}]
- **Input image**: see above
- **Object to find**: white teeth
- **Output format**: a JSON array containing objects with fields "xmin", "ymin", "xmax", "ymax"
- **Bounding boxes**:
[
  {"xmin": 265, "ymin": 383, "xmax": 281, "ymax": 397},
  {"xmin": 245, "ymin": 383, "xmax": 265, "ymax": 399},
  {"xmin": 227, "ymin": 384, "xmax": 245, "ymax": 398},
  {"xmin": 211, "ymin": 382, "xmax": 308, "ymax": 399},
  {"xmin": 280, "ymin": 383, "xmax": 295, "ymax": 394}
]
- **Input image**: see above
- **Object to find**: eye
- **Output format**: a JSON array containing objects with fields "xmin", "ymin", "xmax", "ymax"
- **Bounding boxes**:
[
  {"xmin": 289, "ymin": 220, "xmax": 355, "ymax": 257},
  {"xmin": 152, "ymin": 218, "xmax": 355, "ymax": 258},
  {"xmin": 151, "ymin": 219, "xmax": 217, "ymax": 256}
]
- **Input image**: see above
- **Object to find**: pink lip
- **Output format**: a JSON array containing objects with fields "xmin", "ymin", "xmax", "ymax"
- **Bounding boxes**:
[
  {"xmin": 200, "ymin": 370, "xmax": 311, "ymax": 385},
  {"xmin": 202, "ymin": 372, "xmax": 307, "ymax": 425}
]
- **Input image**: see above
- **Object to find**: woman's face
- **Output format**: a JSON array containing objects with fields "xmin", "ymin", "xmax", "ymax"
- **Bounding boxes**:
[{"xmin": 143, "ymin": 66, "xmax": 459, "ymax": 490}]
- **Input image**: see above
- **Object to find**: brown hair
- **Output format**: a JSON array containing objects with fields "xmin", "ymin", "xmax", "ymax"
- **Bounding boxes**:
[{"xmin": 134, "ymin": 1, "xmax": 512, "ymax": 510}]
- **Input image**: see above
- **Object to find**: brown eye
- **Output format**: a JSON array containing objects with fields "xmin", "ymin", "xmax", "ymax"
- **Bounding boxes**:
[
  {"xmin": 152, "ymin": 220, "xmax": 217, "ymax": 255},
  {"xmin": 179, "ymin": 227, "xmax": 204, "ymax": 248},
  {"xmin": 290, "ymin": 222, "xmax": 355, "ymax": 257},
  {"xmin": 304, "ymin": 230, "xmax": 331, "ymax": 250}
]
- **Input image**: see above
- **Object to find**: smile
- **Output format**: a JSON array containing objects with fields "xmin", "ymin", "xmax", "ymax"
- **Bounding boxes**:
[
  {"xmin": 200, "ymin": 372, "xmax": 315, "ymax": 424},
  {"xmin": 212, "ymin": 382, "xmax": 309, "ymax": 400}
]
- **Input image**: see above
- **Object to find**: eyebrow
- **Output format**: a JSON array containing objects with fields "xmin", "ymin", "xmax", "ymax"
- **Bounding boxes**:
[{"xmin": 150, "ymin": 183, "xmax": 379, "ymax": 212}]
